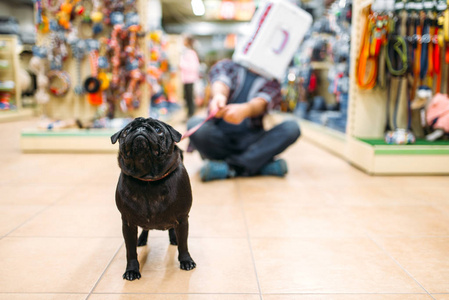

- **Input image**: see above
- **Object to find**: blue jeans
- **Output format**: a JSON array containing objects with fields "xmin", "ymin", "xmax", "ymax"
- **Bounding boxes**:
[{"xmin": 187, "ymin": 117, "xmax": 301, "ymax": 175}]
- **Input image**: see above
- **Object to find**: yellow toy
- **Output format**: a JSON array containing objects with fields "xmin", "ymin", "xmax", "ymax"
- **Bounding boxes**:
[{"xmin": 57, "ymin": 0, "xmax": 73, "ymax": 29}]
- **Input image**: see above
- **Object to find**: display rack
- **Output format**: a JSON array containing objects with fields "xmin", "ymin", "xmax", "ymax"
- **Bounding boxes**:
[
  {"xmin": 0, "ymin": 35, "xmax": 34, "ymax": 122},
  {"xmin": 298, "ymin": 0, "xmax": 449, "ymax": 175},
  {"xmin": 346, "ymin": 0, "xmax": 449, "ymax": 175},
  {"xmin": 21, "ymin": 0, "xmax": 150, "ymax": 153},
  {"xmin": 21, "ymin": 128, "xmax": 118, "ymax": 153}
]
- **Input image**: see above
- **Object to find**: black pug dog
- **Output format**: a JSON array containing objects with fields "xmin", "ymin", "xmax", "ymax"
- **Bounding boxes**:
[{"xmin": 111, "ymin": 117, "xmax": 196, "ymax": 281}]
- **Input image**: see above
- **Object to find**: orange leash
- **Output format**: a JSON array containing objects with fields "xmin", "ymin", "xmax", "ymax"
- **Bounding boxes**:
[
  {"xmin": 411, "ymin": 16, "xmax": 423, "ymax": 100},
  {"xmin": 357, "ymin": 13, "xmax": 378, "ymax": 89},
  {"xmin": 428, "ymin": 22, "xmax": 434, "ymax": 87}
]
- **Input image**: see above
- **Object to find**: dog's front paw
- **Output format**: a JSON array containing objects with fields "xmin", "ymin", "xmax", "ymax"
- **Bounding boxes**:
[
  {"xmin": 123, "ymin": 270, "xmax": 141, "ymax": 281},
  {"xmin": 123, "ymin": 259, "xmax": 141, "ymax": 281},
  {"xmin": 180, "ymin": 259, "xmax": 196, "ymax": 271}
]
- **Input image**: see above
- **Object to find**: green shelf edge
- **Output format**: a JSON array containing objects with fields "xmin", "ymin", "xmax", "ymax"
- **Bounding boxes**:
[
  {"xmin": 21, "ymin": 129, "xmax": 117, "ymax": 138},
  {"xmin": 357, "ymin": 138, "xmax": 449, "ymax": 155}
]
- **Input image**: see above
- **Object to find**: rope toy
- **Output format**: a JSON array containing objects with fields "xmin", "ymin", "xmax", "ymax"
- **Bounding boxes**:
[
  {"xmin": 119, "ymin": 14, "xmax": 144, "ymax": 112},
  {"xmin": 48, "ymin": 32, "xmax": 68, "ymax": 70},
  {"xmin": 29, "ymin": 47, "xmax": 50, "ymax": 104},
  {"xmin": 110, "ymin": 24, "xmax": 123, "ymax": 87},
  {"xmin": 70, "ymin": 39, "xmax": 87, "ymax": 95},
  {"xmin": 47, "ymin": 70, "xmax": 71, "ymax": 96},
  {"xmin": 121, "ymin": 68, "xmax": 143, "ymax": 111}
]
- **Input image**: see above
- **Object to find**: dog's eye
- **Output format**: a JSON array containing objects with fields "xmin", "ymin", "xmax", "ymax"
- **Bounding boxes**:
[
  {"xmin": 154, "ymin": 126, "xmax": 163, "ymax": 135},
  {"xmin": 122, "ymin": 128, "xmax": 130, "ymax": 137}
]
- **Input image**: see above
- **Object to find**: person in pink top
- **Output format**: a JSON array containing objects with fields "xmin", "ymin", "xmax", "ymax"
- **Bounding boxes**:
[{"xmin": 179, "ymin": 35, "xmax": 200, "ymax": 118}]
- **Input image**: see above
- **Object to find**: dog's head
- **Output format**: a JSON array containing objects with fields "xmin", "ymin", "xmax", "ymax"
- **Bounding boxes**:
[{"xmin": 111, "ymin": 117, "xmax": 182, "ymax": 180}]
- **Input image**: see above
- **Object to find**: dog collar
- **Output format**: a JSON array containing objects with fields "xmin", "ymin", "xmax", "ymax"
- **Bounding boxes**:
[
  {"xmin": 134, "ymin": 168, "xmax": 175, "ymax": 182},
  {"xmin": 133, "ymin": 157, "xmax": 180, "ymax": 182}
]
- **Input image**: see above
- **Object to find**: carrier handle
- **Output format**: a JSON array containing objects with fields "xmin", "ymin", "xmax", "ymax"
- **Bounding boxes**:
[{"xmin": 273, "ymin": 29, "xmax": 289, "ymax": 54}]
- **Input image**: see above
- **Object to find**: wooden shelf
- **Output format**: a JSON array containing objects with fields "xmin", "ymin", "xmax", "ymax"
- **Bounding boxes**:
[
  {"xmin": 0, "ymin": 108, "xmax": 34, "ymax": 122},
  {"xmin": 0, "ymin": 35, "xmax": 31, "ymax": 121},
  {"xmin": 20, "ymin": 128, "xmax": 119, "ymax": 153},
  {"xmin": 297, "ymin": 119, "xmax": 449, "ymax": 175},
  {"xmin": 347, "ymin": 137, "xmax": 449, "ymax": 175}
]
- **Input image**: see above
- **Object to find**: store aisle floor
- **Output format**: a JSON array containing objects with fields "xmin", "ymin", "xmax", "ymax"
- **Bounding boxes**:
[{"xmin": 1, "ymin": 118, "xmax": 449, "ymax": 300}]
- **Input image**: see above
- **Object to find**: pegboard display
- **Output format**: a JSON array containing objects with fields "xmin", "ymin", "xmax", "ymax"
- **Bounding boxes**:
[
  {"xmin": 343, "ymin": 0, "xmax": 449, "ymax": 174},
  {"xmin": 297, "ymin": 0, "xmax": 449, "ymax": 174},
  {"xmin": 351, "ymin": 0, "xmax": 449, "ymax": 142},
  {"xmin": 31, "ymin": 0, "xmax": 149, "ymax": 125}
]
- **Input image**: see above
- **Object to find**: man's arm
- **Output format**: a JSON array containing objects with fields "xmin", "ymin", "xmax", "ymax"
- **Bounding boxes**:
[
  {"xmin": 245, "ymin": 97, "xmax": 268, "ymax": 117},
  {"xmin": 218, "ymin": 97, "xmax": 268, "ymax": 125},
  {"xmin": 209, "ymin": 80, "xmax": 268, "ymax": 125}
]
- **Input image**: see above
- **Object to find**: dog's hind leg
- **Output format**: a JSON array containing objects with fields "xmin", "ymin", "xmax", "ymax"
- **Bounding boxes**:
[
  {"xmin": 175, "ymin": 217, "xmax": 196, "ymax": 271},
  {"xmin": 137, "ymin": 229, "xmax": 149, "ymax": 246},
  {"xmin": 169, "ymin": 228, "xmax": 177, "ymax": 245}
]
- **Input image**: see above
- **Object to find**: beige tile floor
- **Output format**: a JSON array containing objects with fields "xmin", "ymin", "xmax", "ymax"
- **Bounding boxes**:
[{"xmin": 1, "ymin": 118, "xmax": 449, "ymax": 300}]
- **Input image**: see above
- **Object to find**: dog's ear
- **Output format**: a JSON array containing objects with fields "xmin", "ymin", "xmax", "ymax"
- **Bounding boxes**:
[
  {"xmin": 111, "ymin": 129, "xmax": 123, "ymax": 144},
  {"xmin": 164, "ymin": 123, "xmax": 182, "ymax": 143}
]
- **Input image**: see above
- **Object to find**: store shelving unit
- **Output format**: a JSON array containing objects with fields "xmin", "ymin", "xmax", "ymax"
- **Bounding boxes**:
[
  {"xmin": 0, "ymin": 34, "xmax": 34, "ymax": 122},
  {"xmin": 21, "ymin": 128, "xmax": 118, "ymax": 153},
  {"xmin": 298, "ymin": 0, "xmax": 449, "ymax": 175},
  {"xmin": 345, "ymin": 0, "xmax": 449, "ymax": 175},
  {"xmin": 20, "ymin": 0, "xmax": 149, "ymax": 152}
]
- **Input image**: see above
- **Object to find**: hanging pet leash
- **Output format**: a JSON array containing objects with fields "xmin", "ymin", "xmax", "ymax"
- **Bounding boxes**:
[
  {"xmin": 180, "ymin": 108, "xmax": 218, "ymax": 141},
  {"xmin": 357, "ymin": 11, "xmax": 378, "ymax": 89},
  {"xmin": 384, "ymin": 12, "xmax": 415, "ymax": 144}
]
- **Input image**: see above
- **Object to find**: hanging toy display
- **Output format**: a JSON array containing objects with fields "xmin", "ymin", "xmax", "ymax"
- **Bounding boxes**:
[
  {"xmin": 31, "ymin": 0, "xmax": 147, "ymax": 123},
  {"xmin": 146, "ymin": 29, "xmax": 180, "ymax": 119},
  {"xmin": 47, "ymin": 32, "xmax": 71, "ymax": 97}
]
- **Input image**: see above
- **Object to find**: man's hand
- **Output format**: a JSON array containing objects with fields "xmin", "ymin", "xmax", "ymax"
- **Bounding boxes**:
[
  {"xmin": 212, "ymin": 97, "xmax": 268, "ymax": 125},
  {"xmin": 209, "ymin": 94, "xmax": 228, "ymax": 116},
  {"xmin": 220, "ymin": 103, "xmax": 251, "ymax": 125}
]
